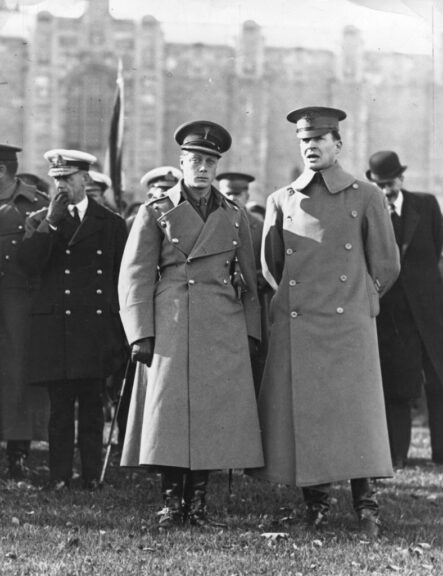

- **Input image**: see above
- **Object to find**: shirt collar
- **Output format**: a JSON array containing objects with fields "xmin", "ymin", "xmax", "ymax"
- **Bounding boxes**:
[
  {"xmin": 390, "ymin": 190, "xmax": 403, "ymax": 214},
  {"xmin": 293, "ymin": 162, "xmax": 356, "ymax": 194},
  {"xmin": 68, "ymin": 195, "xmax": 88, "ymax": 219}
]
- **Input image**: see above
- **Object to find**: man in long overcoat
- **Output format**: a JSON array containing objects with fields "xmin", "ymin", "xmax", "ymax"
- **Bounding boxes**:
[
  {"xmin": 18, "ymin": 150, "xmax": 127, "ymax": 489},
  {"xmin": 119, "ymin": 121, "xmax": 263, "ymax": 529},
  {"xmin": 252, "ymin": 107, "xmax": 400, "ymax": 537},
  {"xmin": 367, "ymin": 150, "xmax": 443, "ymax": 467},
  {"xmin": 216, "ymin": 171, "xmax": 272, "ymax": 396},
  {"xmin": 0, "ymin": 145, "xmax": 49, "ymax": 479}
]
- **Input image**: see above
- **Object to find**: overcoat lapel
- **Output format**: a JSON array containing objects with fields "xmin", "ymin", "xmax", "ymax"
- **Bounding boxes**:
[
  {"xmin": 401, "ymin": 191, "xmax": 420, "ymax": 259},
  {"xmin": 158, "ymin": 201, "xmax": 204, "ymax": 257},
  {"xmin": 189, "ymin": 205, "xmax": 239, "ymax": 259},
  {"xmin": 68, "ymin": 200, "xmax": 105, "ymax": 246}
]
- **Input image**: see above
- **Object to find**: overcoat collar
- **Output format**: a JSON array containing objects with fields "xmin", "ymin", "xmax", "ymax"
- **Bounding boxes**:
[
  {"xmin": 399, "ymin": 189, "xmax": 419, "ymax": 259},
  {"xmin": 68, "ymin": 198, "xmax": 106, "ymax": 246},
  {"xmin": 12, "ymin": 179, "xmax": 40, "ymax": 203},
  {"xmin": 293, "ymin": 162, "xmax": 356, "ymax": 195},
  {"xmin": 157, "ymin": 182, "xmax": 240, "ymax": 259}
]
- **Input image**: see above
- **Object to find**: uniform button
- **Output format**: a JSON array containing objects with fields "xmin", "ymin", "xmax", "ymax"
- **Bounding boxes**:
[
  {"xmin": 289, "ymin": 280, "xmax": 297, "ymax": 286},
  {"xmin": 225, "ymin": 260, "xmax": 230, "ymax": 266},
  {"xmin": 186, "ymin": 258, "xmax": 192, "ymax": 264},
  {"xmin": 64, "ymin": 269, "xmax": 70, "ymax": 274},
  {"xmin": 290, "ymin": 311, "xmax": 298, "ymax": 318},
  {"xmin": 336, "ymin": 307, "xmax": 344, "ymax": 314},
  {"xmin": 288, "ymin": 188, "xmax": 294, "ymax": 195},
  {"xmin": 234, "ymin": 222, "xmax": 240, "ymax": 228},
  {"xmin": 65, "ymin": 249, "xmax": 71, "ymax": 255},
  {"xmin": 287, "ymin": 216, "xmax": 292, "ymax": 222},
  {"xmin": 340, "ymin": 275, "xmax": 348, "ymax": 282},
  {"xmin": 232, "ymin": 240, "xmax": 238, "ymax": 246},
  {"xmin": 96, "ymin": 309, "xmax": 103, "ymax": 315},
  {"xmin": 25, "ymin": 211, "xmax": 30, "ymax": 216},
  {"xmin": 97, "ymin": 269, "xmax": 103, "ymax": 275},
  {"xmin": 351, "ymin": 210, "xmax": 358, "ymax": 218},
  {"xmin": 4, "ymin": 255, "xmax": 10, "ymax": 260},
  {"xmin": 96, "ymin": 249, "xmax": 103, "ymax": 255},
  {"xmin": 223, "ymin": 279, "xmax": 228, "ymax": 285},
  {"xmin": 161, "ymin": 221, "xmax": 167, "ymax": 228},
  {"xmin": 65, "ymin": 310, "xmax": 71, "ymax": 315},
  {"xmin": 65, "ymin": 289, "xmax": 71, "ymax": 295},
  {"xmin": 233, "ymin": 206, "xmax": 239, "ymax": 211},
  {"xmin": 286, "ymin": 248, "xmax": 293, "ymax": 255},
  {"xmin": 352, "ymin": 183, "xmax": 359, "ymax": 189},
  {"xmin": 11, "ymin": 240, "xmax": 17, "ymax": 245},
  {"xmin": 188, "ymin": 279, "xmax": 195, "ymax": 285},
  {"xmin": 172, "ymin": 238, "xmax": 179, "ymax": 244},
  {"xmin": 18, "ymin": 225, "xmax": 24, "ymax": 230},
  {"xmin": 96, "ymin": 289, "xmax": 103, "ymax": 295},
  {"xmin": 34, "ymin": 197, "xmax": 38, "ymax": 202},
  {"xmin": 344, "ymin": 243, "xmax": 352, "ymax": 250}
]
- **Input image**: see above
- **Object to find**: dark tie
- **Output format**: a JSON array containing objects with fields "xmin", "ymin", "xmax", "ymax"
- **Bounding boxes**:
[
  {"xmin": 389, "ymin": 204, "xmax": 402, "ymax": 246},
  {"xmin": 72, "ymin": 206, "xmax": 81, "ymax": 227}
]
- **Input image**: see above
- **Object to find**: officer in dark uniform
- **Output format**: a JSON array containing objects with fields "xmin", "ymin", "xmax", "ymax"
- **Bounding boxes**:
[
  {"xmin": 0, "ymin": 145, "xmax": 49, "ymax": 479},
  {"xmin": 18, "ymin": 149, "xmax": 127, "ymax": 490},
  {"xmin": 86, "ymin": 170, "xmax": 112, "ymax": 208},
  {"xmin": 216, "ymin": 171, "xmax": 272, "ymax": 395}
]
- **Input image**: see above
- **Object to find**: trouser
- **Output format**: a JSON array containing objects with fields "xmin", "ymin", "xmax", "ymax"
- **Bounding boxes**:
[
  {"xmin": 47, "ymin": 379, "xmax": 104, "ymax": 483},
  {"xmin": 423, "ymin": 352, "xmax": 443, "ymax": 463},
  {"xmin": 302, "ymin": 478, "xmax": 378, "ymax": 515},
  {"xmin": 385, "ymin": 399, "xmax": 411, "ymax": 465},
  {"xmin": 161, "ymin": 466, "xmax": 209, "ymax": 508},
  {"xmin": 6, "ymin": 439, "xmax": 31, "ymax": 459}
]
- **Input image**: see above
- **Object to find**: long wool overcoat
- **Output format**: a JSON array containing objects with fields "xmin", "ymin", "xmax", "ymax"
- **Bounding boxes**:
[
  {"xmin": 18, "ymin": 199, "xmax": 128, "ymax": 383},
  {"xmin": 253, "ymin": 163, "xmax": 400, "ymax": 487},
  {"xmin": 119, "ymin": 183, "xmax": 264, "ymax": 470},
  {"xmin": 0, "ymin": 180, "xmax": 49, "ymax": 440}
]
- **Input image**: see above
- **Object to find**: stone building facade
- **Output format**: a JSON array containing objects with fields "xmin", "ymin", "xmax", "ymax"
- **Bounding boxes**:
[{"xmin": 0, "ymin": 0, "xmax": 440, "ymax": 205}]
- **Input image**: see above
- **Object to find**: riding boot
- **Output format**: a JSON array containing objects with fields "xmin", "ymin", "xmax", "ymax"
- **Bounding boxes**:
[
  {"xmin": 302, "ymin": 484, "xmax": 330, "ymax": 528},
  {"xmin": 158, "ymin": 466, "xmax": 185, "ymax": 530},
  {"xmin": 183, "ymin": 470, "xmax": 210, "ymax": 527}
]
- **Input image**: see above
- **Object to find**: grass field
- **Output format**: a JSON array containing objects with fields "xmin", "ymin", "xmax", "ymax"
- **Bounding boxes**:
[{"xmin": 0, "ymin": 425, "xmax": 441, "ymax": 575}]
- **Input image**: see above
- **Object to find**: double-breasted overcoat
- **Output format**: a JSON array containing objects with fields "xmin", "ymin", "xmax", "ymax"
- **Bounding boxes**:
[
  {"xmin": 18, "ymin": 199, "xmax": 128, "ymax": 383},
  {"xmin": 0, "ymin": 179, "xmax": 49, "ymax": 440},
  {"xmin": 119, "ymin": 183, "xmax": 264, "ymax": 470},
  {"xmin": 253, "ymin": 163, "xmax": 400, "ymax": 487}
]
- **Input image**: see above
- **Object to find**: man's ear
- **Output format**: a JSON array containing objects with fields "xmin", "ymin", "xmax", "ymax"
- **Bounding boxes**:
[
  {"xmin": 335, "ymin": 140, "xmax": 343, "ymax": 153},
  {"xmin": 0, "ymin": 163, "xmax": 7, "ymax": 179}
]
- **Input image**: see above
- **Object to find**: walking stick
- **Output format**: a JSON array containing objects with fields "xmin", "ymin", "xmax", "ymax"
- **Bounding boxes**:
[{"xmin": 99, "ymin": 359, "xmax": 133, "ymax": 486}]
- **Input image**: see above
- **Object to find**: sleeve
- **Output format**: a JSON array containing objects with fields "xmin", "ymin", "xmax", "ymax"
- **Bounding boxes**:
[
  {"xmin": 236, "ymin": 207, "xmax": 262, "ymax": 341},
  {"xmin": 17, "ymin": 210, "xmax": 55, "ymax": 277},
  {"xmin": 363, "ymin": 188, "xmax": 401, "ymax": 297},
  {"xmin": 118, "ymin": 203, "xmax": 162, "ymax": 345},
  {"xmin": 261, "ymin": 193, "xmax": 284, "ymax": 290},
  {"xmin": 429, "ymin": 194, "xmax": 443, "ymax": 259}
]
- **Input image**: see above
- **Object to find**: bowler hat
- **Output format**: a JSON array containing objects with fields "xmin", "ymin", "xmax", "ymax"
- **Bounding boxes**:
[
  {"xmin": 175, "ymin": 120, "xmax": 231, "ymax": 158},
  {"xmin": 366, "ymin": 151, "xmax": 407, "ymax": 183}
]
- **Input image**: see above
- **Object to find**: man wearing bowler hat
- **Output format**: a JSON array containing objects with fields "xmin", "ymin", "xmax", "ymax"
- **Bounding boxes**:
[
  {"xmin": 18, "ymin": 149, "xmax": 127, "ymax": 490},
  {"xmin": 367, "ymin": 150, "xmax": 443, "ymax": 468},
  {"xmin": 0, "ymin": 144, "xmax": 49, "ymax": 479},
  {"xmin": 252, "ymin": 107, "xmax": 400, "ymax": 537},
  {"xmin": 216, "ymin": 171, "xmax": 272, "ymax": 395},
  {"xmin": 119, "ymin": 121, "xmax": 263, "ymax": 529}
]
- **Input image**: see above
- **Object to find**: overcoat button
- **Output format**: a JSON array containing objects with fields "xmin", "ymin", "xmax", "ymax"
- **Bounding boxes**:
[
  {"xmin": 188, "ymin": 279, "xmax": 195, "ymax": 285},
  {"xmin": 65, "ymin": 289, "xmax": 71, "ymax": 295},
  {"xmin": 64, "ymin": 269, "xmax": 70, "ymax": 274},
  {"xmin": 11, "ymin": 240, "xmax": 17, "ymax": 245},
  {"xmin": 97, "ymin": 269, "xmax": 103, "ymax": 274},
  {"xmin": 345, "ymin": 243, "xmax": 352, "ymax": 250},
  {"xmin": 18, "ymin": 225, "xmax": 24, "ymax": 230},
  {"xmin": 66, "ymin": 249, "xmax": 71, "ymax": 255},
  {"xmin": 97, "ymin": 249, "xmax": 103, "ymax": 255},
  {"xmin": 25, "ymin": 211, "xmax": 30, "ymax": 216},
  {"xmin": 65, "ymin": 310, "xmax": 71, "ymax": 315},
  {"xmin": 223, "ymin": 279, "xmax": 228, "ymax": 285},
  {"xmin": 352, "ymin": 183, "xmax": 359, "ymax": 189},
  {"xmin": 351, "ymin": 210, "xmax": 358, "ymax": 218},
  {"xmin": 235, "ymin": 223, "xmax": 239, "ymax": 228},
  {"xmin": 96, "ymin": 289, "xmax": 103, "ymax": 294},
  {"xmin": 172, "ymin": 238, "xmax": 179, "ymax": 244},
  {"xmin": 340, "ymin": 275, "xmax": 348, "ymax": 282},
  {"xmin": 225, "ymin": 260, "xmax": 230, "ymax": 266},
  {"xmin": 4, "ymin": 255, "xmax": 10, "ymax": 260},
  {"xmin": 286, "ymin": 248, "xmax": 293, "ymax": 255},
  {"xmin": 161, "ymin": 221, "xmax": 167, "ymax": 228},
  {"xmin": 336, "ymin": 307, "xmax": 344, "ymax": 314},
  {"xmin": 288, "ymin": 188, "xmax": 294, "ymax": 195},
  {"xmin": 34, "ymin": 197, "xmax": 38, "ymax": 202},
  {"xmin": 291, "ymin": 311, "xmax": 298, "ymax": 318},
  {"xmin": 289, "ymin": 280, "xmax": 296, "ymax": 286},
  {"xmin": 96, "ymin": 309, "xmax": 103, "ymax": 315},
  {"xmin": 232, "ymin": 240, "xmax": 238, "ymax": 246}
]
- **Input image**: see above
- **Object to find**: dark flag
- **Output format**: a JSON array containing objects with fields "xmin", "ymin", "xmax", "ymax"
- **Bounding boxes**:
[{"xmin": 106, "ymin": 59, "xmax": 125, "ymax": 214}]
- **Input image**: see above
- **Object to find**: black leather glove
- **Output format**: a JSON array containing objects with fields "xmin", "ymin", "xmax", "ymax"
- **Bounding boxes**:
[
  {"xmin": 248, "ymin": 336, "xmax": 259, "ymax": 357},
  {"xmin": 46, "ymin": 191, "xmax": 69, "ymax": 227},
  {"xmin": 131, "ymin": 337, "xmax": 155, "ymax": 366}
]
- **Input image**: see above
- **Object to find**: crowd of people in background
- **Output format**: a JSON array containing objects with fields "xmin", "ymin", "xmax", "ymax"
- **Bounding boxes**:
[{"xmin": 0, "ymin": 106, "xmax": 442, "ymax": 539}]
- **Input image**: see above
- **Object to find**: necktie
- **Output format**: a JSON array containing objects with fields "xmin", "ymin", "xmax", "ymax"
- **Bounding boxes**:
[
  {"xmin": 389, "ymin": 204, "xmax": 402, "ymax": 246},
  {"xmin": 72, "ymin": 206, "xmax": 81, "ymax": 227}
]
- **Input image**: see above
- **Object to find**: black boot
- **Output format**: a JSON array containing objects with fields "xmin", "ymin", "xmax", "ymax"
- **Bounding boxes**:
[
  {"xmin": 158, "ymin": 467, "xmax": 185, "ymax": 530},
  {"xmin": 7, "ymin": 440, "xmax": 30, "ymax": 480},
  {"xmin": 351, "ymin": 478, "xmax": 380, "ymax": 538},
  {"xmin": 303, "ymin": 485, "xmax": 330, "ymax": 529},
  {"xmin": 184, "ymin": 470, "xmax": 211, "ymax": 527}
]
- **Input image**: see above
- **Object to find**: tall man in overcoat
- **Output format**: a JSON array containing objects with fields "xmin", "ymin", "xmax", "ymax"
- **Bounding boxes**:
[
  {"xmin": 0, "ymin": 145, "xmax": 49, "ymax": 479},
  {"xmin": 252, "ymin": 107, "xmax": 400, "ymax": 537},
  {"xmin": 18, "ymin": 150, "xmax": 127, "ymax": 489},
  {"xmin": 119, "ymin": 121, "xmax": 263, "ymax": 529},
  {"xmin": 367, "ymin": 150, "xmax": 443, "ymax": 467}
]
